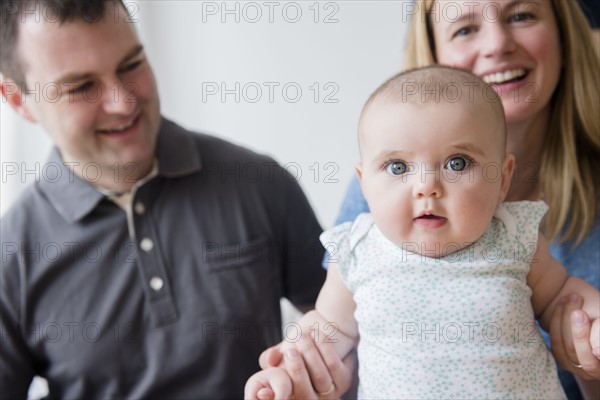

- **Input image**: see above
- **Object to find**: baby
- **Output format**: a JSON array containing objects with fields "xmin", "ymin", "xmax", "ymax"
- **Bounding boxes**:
[{"xmin": 245, "ymin": 66, "xmax": 600, "ymax": 399}]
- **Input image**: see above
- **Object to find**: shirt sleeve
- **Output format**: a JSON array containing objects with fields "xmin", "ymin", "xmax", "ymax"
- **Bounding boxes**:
[
  {"xmin": 279, "ymin": 168, "xmax": 327, "ymax": 309},
  {"xmin": 579, "ymin": 0, "xmax": 600, "ymax": 28},
  {"xmin": 320, "ymin": 222, "xmax": 353, "ymax": 280},
  {"xmin": 1, "ymin": 236, "xmax": 36, "ymax": 400},
  {"xmin": 322, "ymin": 176, "xmax": 370, "ymax": 268},
  {"xmin": 501, "ymin": 201, "xmax": 549, "ymax": 246}
]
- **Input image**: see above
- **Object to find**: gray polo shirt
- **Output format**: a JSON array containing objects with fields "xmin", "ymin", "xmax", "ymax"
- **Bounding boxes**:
[{"xmin": 1, "ymin": 118, "xmax": 326, "ymax": 399}]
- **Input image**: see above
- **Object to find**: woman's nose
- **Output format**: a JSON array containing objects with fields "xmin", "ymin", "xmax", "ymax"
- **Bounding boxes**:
[{"xmin": 480, "ymin": 23, "xmax": 517, "ymax": 59}]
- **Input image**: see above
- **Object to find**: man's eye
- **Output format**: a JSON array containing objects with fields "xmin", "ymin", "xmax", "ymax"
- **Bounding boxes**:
[
  {"xmin": 385, "ymin": 161, "xmax": 407, "ymax": 176},
  {"xmin": 120, "ymin": 60, "xmax": 142, "ymax": 73},
  {"xmin": 445, "ymin": 156, "xmax": 470, "ymax": 171},
  {"xmin": 70, "ymin": 82, "xmax": 94, "ymax": 94}
]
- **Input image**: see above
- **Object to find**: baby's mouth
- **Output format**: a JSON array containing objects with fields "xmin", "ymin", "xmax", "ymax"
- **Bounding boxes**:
[{"xmin": 414, "ymin": 213, "xmax": 447, "ymax": 228}]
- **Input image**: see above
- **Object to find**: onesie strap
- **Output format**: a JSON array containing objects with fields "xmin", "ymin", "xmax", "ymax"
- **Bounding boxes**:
[{"xmin": 349, "ymin": 213, "xmax": 376, "ymax": 250}]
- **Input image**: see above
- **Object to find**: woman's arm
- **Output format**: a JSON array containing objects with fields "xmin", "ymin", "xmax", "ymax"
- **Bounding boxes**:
[{"xmin": 528, "ymin": 233, "xmax": 600, "ymax": 381}]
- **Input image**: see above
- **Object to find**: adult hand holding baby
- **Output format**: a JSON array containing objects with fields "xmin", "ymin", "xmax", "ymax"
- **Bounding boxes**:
[
  {"xmin": 247, "ymin": 333, "xmax": 354, "ymax": 399},
  {"xmin": 550, "ymin": 294, "xmax": 600, "ymax": 381}
]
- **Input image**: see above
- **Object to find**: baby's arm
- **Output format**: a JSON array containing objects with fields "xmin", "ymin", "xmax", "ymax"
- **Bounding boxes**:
[
  {"xmin": 528, "ymin": 233, "xmax": 599, "ymax": 352},
  {"xmin": 280, "ymin": 262, "xmax": 359, "ymax": 365}
]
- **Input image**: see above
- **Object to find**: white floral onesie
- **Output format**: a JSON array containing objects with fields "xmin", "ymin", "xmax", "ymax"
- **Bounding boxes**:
[{"xmin": 320, "ymin": 201, "xmax": 566, "ymax": 399}]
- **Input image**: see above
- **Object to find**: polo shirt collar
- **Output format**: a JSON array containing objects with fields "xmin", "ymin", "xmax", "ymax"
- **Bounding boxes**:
[
  {"xmin": 38, "ymin": 149, "xmax": 106, "ymax": 224},
  {"xmin": 155, "ymin": 118, "xmax": 201, "ymax": 177},
  {"xmin": 39, "ymin": 117, "xmax": 201, "ymax": 223}
]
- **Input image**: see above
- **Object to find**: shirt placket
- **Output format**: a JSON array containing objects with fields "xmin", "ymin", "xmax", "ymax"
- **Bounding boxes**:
[{"xmin": 131, "ymin": 185, "xmax": 178, "ymax": 326}]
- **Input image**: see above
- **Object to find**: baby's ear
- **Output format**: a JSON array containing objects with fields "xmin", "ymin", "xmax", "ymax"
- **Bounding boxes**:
[
  {"xmin": 355, "ymin": 163, "xmax": 367, "ymax": 197},
  {"xmin": 355, "ymin": 163, "xmax": 363, "ymax": 181},
  {"xmin": 498, "ymin": 154, "xmax": 515, "ymax": 203}
]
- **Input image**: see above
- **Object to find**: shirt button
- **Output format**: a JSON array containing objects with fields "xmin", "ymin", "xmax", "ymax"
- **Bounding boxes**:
[
  {"xmin": 149, "ymin": 276, "xmax": 164, "ymax": 291},
  {"xmin": 134, "ymin": 201, "xmax": 145, "ymax": 215},
  {"xmin": 140, "ymin": 238, "xmax": 154, "ymax": 252}
]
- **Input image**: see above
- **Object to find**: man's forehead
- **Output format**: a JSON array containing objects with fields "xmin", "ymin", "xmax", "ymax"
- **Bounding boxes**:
[{"xmin": 17, "ymin": 13, "xmax": 140, "ymax": 81}]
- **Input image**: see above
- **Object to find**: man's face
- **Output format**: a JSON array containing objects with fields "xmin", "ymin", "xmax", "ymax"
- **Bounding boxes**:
[{"xmin": 13, "ymin": 8, "xmax": 161, "ymax": 186}]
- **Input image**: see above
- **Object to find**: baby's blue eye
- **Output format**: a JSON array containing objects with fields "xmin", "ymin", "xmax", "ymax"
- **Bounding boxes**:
[
  {"xmin": 446, "ymin": 156, "xmax": 469, "ymax": 171},
  {"xmin": 386, "ymin": 161, "xmax": 407, "ymax": 176}
]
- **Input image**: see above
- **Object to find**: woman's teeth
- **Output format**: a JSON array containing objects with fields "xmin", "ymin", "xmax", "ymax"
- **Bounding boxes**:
[{"xmin": 482, "ymin": 68, "xmax": 526, "ymax": 84}]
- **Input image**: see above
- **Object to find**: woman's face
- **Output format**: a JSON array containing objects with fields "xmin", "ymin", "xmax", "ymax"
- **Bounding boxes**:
[{"xmin": 431, "ymin": 0, "xmax": 562, "ymax": 126}]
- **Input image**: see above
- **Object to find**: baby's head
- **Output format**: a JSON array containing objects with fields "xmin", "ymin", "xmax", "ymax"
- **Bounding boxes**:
[{"xmin": 356, "ymin": 66, "xmax": 515, "ymax": 257}]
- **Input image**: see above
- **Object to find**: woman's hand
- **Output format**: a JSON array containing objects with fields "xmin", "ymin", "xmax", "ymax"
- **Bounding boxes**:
[
  {"xmin": 550, "ymin": 294, "xmax": 600, "ymax": 380},
  {"xmin": 259, "ymin": 334, "xmax": 355, "ymax": 399}
]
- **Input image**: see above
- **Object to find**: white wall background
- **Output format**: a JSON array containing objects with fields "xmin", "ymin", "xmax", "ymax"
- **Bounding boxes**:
[{"xmin": 1, "ymin": 0, "xmax": 410, "ymax": 228}]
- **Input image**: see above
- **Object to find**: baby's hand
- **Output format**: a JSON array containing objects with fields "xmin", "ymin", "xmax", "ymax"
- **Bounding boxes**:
[{"xmin": 244, "ymin": 367, "xmax": 293, "ymax": 400}]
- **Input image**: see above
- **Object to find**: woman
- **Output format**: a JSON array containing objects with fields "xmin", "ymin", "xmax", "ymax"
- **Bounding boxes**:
[{"xmin": 332, "ymin": 0, "xmax": 599, "ymax": 398}]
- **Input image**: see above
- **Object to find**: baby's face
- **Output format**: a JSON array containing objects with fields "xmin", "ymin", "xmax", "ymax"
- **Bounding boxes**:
[{"xmin": 357, "ymin": 98, "xmax": 513, "ymax": 257}]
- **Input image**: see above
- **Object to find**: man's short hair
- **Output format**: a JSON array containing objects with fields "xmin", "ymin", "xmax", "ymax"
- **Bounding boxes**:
[{"xmin": 0, "ymin": 0, "xmax": 127, "ymax": 85}]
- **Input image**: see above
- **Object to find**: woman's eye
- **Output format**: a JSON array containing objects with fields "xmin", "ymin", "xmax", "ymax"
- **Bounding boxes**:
[
  {"xmin": 453, "ymin": 26, "xmax": 475, "ymax": 38},
  {"xmin": 511, "ymin": 12, "xmax": 535, "ymax": 23},
  {"xmin": 445, "ymin": 156, "xmax": 470, "ymax": 171},
  {"xmin": 385, "ymin": 161, "xmax": 407, "ymax": 176}
]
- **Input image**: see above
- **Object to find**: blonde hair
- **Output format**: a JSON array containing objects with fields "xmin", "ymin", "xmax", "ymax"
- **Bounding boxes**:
[{"xmin": 403, "ymin": 0, "xmax": 600, "ymax": 244}]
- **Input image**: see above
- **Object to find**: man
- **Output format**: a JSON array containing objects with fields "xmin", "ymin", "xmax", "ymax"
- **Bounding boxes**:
[{"xmin": 0, "ymin": 1, "xmax": 337, "ymax": 397}]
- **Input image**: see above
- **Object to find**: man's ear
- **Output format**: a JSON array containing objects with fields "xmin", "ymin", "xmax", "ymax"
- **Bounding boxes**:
[
  {"xmin": 1, "ymin": 78, "xmax": 37, "ymax": 122},
  {"xmin": 498, "ymin": 153, "xmax": 515, "ymax": 203}
]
